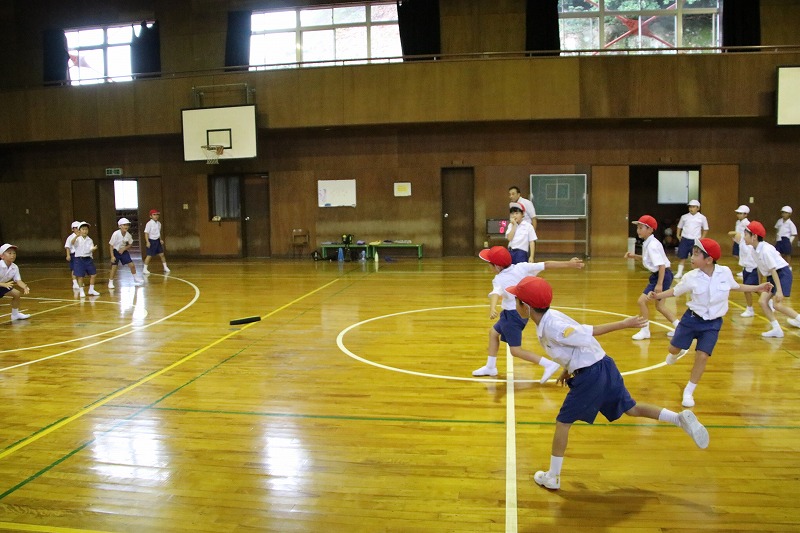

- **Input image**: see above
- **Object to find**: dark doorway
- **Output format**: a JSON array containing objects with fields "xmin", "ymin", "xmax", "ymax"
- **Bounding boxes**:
[
  {"xmin": 441, "ymin": 167, "xmax": 475, "ymax": 256},
  {"xmin": 243, "ymin": 174, "xmax": 271, "ymax": 257}
]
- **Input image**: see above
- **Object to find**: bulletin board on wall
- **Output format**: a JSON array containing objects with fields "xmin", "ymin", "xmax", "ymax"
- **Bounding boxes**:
[{"xmin": 318, "ymin": 179, "xmax": 356, "ymax": 207}]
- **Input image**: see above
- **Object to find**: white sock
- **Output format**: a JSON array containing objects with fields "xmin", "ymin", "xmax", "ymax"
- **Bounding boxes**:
[
  {"xmin": 746, "ymin": 306, "xmax": 753, "ymax": 312},
  {"xmin": 12, "ymin": 308, "xmax": 19, "ymax": 315},
  {"xmin": 486, "ymin": 356, "xmax": 497, "ymax": 369},
  {"xmin": 549, "ymin": 455, "xmax": 564, "ymax": 475},
  {"xmin": 676, "ymin": 265, "xmax": 684, "ymax": 274},
  {"xmin": 163, "ymin": 263, "xmax": 168, "ymax": 268},
  {"xmin": 89, "ymin": 284, "xmax": 95, "ymax": 291},
  {"xmin": 672, "ymin": 319, "xmax": 680, "ymax": 328},
  {"xmin": 658, "ymin": 408, "xmax": 680, "ymax": 425},
  {"xmin": 771, "ymin": 319, "xmax": 781, "ymax": 329},
  {"xmin": 684, "ymin": 381, "xmax": 697, "ymax": 396}
]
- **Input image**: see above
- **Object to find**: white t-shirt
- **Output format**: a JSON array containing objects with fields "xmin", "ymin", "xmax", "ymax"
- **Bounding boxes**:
[
  {"xmin": 672, "ymin": 265, "xmax": 739, "ymax": 320},
  {"xmin": 535, "ymin": 309, "xmax": 605, "ymax": 374},
  {"xmin": 737, "ymin": 234, "xmax": 757, "ymax": 270},
  {"xmin": 517, "ymin": 197, "xmax": 536, "ymax": 224},
  {"xmin": 641, "ymin": 234, "xmax": 671, "ymax": 273},
  {"xmin": 109, "ymin": 230, "xmax": 134, "ymax": 252},
  {"xmin": 491, "ymin": 262, "xmax": 546, "ymax": 311},
  {"xmin": 144, "ymin": 219, "xmax": 162, "ymax": 240},
  {"xmin": 73, "ymin": 235, "xmax": 95, "ymax": 258},
  {"xmin": 753, "ymin": 241, "xmax": 789, "ymax": 276},
  {"xmin": 734, "ymin": 217, "xmax": 750, "ymax": 235},
  {"xmin": 0, "ymin": 261, "xmax": 21, "ymax": 283},
  {"xmin": 64, "ymin": 233, "xmax": 78, "ymax": 253},
  {"xmin": 677, "ymin": 212, "xmax": 709, "ymax": 240},
  {"xmin": 775, "ymin": 218, "xmax": 797, "ymax": 239},
  {"xmin": 507, "ymin": 220, "xmax": 538, "ymax": 250}
]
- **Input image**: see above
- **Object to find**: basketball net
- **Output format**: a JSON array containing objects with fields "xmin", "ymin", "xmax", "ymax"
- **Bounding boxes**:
[{"xmin": 201, "ymin": 145, "xmax": 224, "ymax": 165}]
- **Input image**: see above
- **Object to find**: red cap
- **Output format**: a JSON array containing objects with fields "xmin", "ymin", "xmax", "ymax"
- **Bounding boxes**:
[
  {"xmin": 149, "ymin": 209, "xmax": 160, "ymax": 216},
  {"xmin": 695, "ymin": 238, "xmax": 721, "ymax": 261},
  {"xmin": 632, "ymin": 215, "xmax": 657, "ymax": 230},
  {"xmin": 506, "ymin": 276, "xmax": 553, "ymax": 309},
  {"xmin": 509, "ymin": 202, "xmax": 525, "ymax": 213},
  {"xmin": 479, "ymin": 246, "xmax": 512, "ymax": 268},
  {"xmin": 746, "ymin": 221, "xmax": 766, "ymax": 238}
]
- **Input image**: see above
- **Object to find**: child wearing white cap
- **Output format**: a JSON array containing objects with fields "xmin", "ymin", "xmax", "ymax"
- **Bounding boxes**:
[
  {"xmin": 108, "ymin": 218, "xmax": 144, "ymax": 288},
  {"xmin": 774, "ymin": 206, "xmax": 797, "ymax": 268},
  {"xmin": 64, "ymin": 221, "xmax": 81, "ymax": 289},
  {"xmin": 729, "ymin": 205, "xmax": 756, "ymax": 315},
  {"xmin": 0, "ymin": 244, "xmax": 31, "ymax": 320},
  {"xmin": 68, "ymin": 222, "xmax": 100, "ymax": 298},
  {"xmin": 675, "ymin": 200, "xmax": 709, "ymax": 279}
]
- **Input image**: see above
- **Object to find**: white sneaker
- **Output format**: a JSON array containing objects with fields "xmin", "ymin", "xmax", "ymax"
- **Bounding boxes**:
[
  {"xmin": 108, "ymin": 280, "xmax": 115, "ymax": 288},
  {"xmin": 533, "ymin": 470, "xmax": 560, "ymax": 490},
  {"xmin": 540, "ymin": 361, "xmax": 561, "ymax": 384},
  {"xmin": 143, "ymin": 267, "xmax": 150, "ymax": 275},
  {"xmin": 682, "ymin": 395, "xmax": 695, "ymax": 408},
  {"xmin": 678, "ymin": 410, "xmax": 709, "ymax": 449},
  {"xmin": 787, "ymin": 317, "xmax": 800, "ymax": 328},
  {"xmin": 666, "ymin": 330, "xmax": 675, "ymax": 338},
  {"xmin": 88, "ymin": 289, "xmax": 100, "ymax": 296},
  {"xmin": 740, "ymin": 308, "xmax": 755, "ymax": 318},
  {"xmin": 79, "ymin": 289, "xmax": 86, "ymax": 298},
  {"xmin": 472, "ymin": 365, "xmax": 498, "ymax": 377},
  {"xmin": 11, "ymin": 311, "xmax": 30, "ymax": 320},
  {"xmin": 632, "ymin": 328, "xmax": 651, "ymax": 340},
  {"xmin": 665, "ymin": 352, "xmax": 680, "ymax": 365},
  {"xmin": 762, "ymin": 328, "xmax": 784, "ymax": 338},
  {"xmin": 163, "ymin": 266, "xmax": 171, "ymax": 273}
]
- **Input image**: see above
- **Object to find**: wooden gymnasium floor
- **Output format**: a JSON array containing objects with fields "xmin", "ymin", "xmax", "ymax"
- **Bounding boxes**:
[{"xmin": 0, "ymin": 255, "xmax": 799, "ymax": 533}]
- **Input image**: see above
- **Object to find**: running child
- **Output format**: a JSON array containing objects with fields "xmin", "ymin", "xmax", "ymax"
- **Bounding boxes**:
[{"xmin": 108, "ymin": 217, "xmax": 144, "ymax": 288}]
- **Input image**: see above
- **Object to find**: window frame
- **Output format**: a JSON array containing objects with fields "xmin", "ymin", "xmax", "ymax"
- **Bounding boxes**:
[
  {"xmin": 249, "ymin": 2, "xmax": 401, "ymax": 70},
  {"xmin": 209, "ymin": 175, "xmax": 242, "ymax": 221},
  {"xmin": 64, "ymin": 21, "xmax": 155, "ymax": 85}
]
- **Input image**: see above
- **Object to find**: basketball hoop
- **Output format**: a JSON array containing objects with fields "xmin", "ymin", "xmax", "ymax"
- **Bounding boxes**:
[{"xmin": 201, "ymin": 145, "xmax": 224, "ymax": 165}]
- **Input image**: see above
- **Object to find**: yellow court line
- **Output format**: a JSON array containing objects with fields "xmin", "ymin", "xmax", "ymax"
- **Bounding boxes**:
[{"xmin": 0, "ymin": 278, "xmax": 340, "ymax": 462}]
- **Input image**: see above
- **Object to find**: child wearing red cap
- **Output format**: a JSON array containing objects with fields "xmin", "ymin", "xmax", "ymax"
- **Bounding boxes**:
[
  {"xmin": 143, "ymin": 209, "xmax": 170, "ymax": 275},
  {"xmin": 744, "ymin": 221, "xmax": 800, "ymax": 337},
  {"xmin": 506, "ymin": 276, "xmax": 709, "ymax": 491},
  {"xmin": 649, "ymin": 238, "xmax": 773, "ymax": 407},
  {"xmin": 624, "ymin": 215, "xmax": 680, "ymax": 340},
  {"xmin": 473, "ymin": 246, "xmax": 583, "ymax": 382}
]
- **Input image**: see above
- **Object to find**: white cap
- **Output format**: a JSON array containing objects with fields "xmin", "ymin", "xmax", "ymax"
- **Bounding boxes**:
[
  {"xmin": 71, "ymin": 220, "xmax": 81, "ymax": 229},
  {"xmin": 118, "ymin": 217, "xmax": 131, "ymax": 225},
  {"xmin": 688, "ymin": 199, "xmax": 701, "ymax": 207},
  {"xmin": 509, "ymin": 202, "xmax": 525, "ymax": 213},
  {"xmin": 0, "ymin": 243, "xmax": 17, "ymax": 254},
  {"xmin": 734, "ymin": 205, "xmax": 750, "ymax": 214},
  {"xmin": 79, "ymin": 221, "xmax": 90, "ymax": 227},
  {"xmin": 781, "ymin": 205, "xmax": 793, "ymax": 214}
]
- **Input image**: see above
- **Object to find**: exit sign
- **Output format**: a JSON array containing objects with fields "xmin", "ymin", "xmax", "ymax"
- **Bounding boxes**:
[{"xmin": 105, "ymin": 168, "xmax": 123, "ymax": 176}]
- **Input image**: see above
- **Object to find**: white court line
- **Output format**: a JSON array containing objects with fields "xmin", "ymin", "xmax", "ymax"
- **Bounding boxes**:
[
  {"xmin": 0, "ymin": 276, "xmax": 200, "ymax": 373},
  {"xmin": 505, "ymin": 344, "xmax": 518, "ymax": 532}
]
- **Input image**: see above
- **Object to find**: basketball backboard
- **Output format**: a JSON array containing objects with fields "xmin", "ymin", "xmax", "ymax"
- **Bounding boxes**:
[{"xmin": 181, "ymin": 104, "xmax": 257, "ymax": 161}]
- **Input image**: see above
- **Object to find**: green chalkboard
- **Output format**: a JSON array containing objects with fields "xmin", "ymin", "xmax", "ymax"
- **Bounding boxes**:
[{"xmin": 529, "ymin": 174, "xmax": 587, "ymax": 218}]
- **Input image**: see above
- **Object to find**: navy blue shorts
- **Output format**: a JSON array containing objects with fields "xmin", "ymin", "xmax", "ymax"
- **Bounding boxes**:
[
  {"xmin": 677, "ymin": 237, "xmax": 695, "ymax": 259},
  {"xmin": 493, "ymin": 309, "xmax": 528, "ymax": 347},
  {"xmin": 742, "ymin": 267, "xmax": 759, "ymax": 286},
  {"xmin": 776, "ymin": 237, "xmax": 793, "ymax": 255},
  {"xmin": 671, "ymin": 309, "xmax": 722, "ymax": 355},
  {"xmin": 0, "ymin": 286, "xmax": 11, "ymax": 298},
  {"xmin": 767, "ymin": 266, "xmax": 793, "ymax": 297},
  {"xmin": 146, "ymin": 238, "xmax": 164, "ymax": 256},
  {"xmin": 643, "ymin": 268, "xmax": 674, "ymax": 295},
  {"xmin": 112, "ymin": 249, "xmax": 133, "ymax": 266},
  {"xmin": 556, "ymin": 356, "xmax": 636, "ymax": 425},
  {"xmin": 732, "ymin": 242, "xmax": 740, "ymax": 257},
  {"xmin": 73, "ymin": 256, "xmax": 97, "ymax": 277},
  {"xmin": 509, "ymin": 248, "xmax": 528, "ymax": 265}
]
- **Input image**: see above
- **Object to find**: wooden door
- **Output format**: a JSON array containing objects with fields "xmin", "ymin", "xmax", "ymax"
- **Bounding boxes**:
[
  {"xmin": 441, "ymin": 167, "xmax": 475, "ymax": 256},
  {"xmin": 243, "ymin": 175, "xmax": 271, "ymax": 257},
  {"xmin": 590, "ymin": 165, "xmax": 629, "ymax": 257}
]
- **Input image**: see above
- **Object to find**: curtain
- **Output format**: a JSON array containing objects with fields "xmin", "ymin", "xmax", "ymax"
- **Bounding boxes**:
[
  {"xmin": 131, "ymin": 21, "xmax": 161, "ymax": 79},
  {"xmin": 722, "ymin": 0, "xmax": 761, "ymax": 49},
  {"xmin": 525, "ymin": 0, "xmax": 560, "ymax": 56},
  {"xmin": 225, "ymin": 11, "xmax": 252, "ymax": 70},
  {"xmin": 42, "ymin": 29, "xmax": 69, "ymax": 85},
  {"xmin": 396, "ymin": 0, "xmax": 441, "ymax": 60}
]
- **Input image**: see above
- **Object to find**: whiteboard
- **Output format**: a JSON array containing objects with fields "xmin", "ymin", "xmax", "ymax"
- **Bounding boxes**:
[{"xmin": 318, "ymin": 180, "xmax": 356, "ymax": 207}]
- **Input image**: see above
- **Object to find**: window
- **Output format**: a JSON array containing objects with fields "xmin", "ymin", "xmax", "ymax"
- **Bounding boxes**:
[
  {"xmin": 209, "ymin": 176, "xmax": 241, "ymax": 220},
  {"xmin": 65, "ymin": 22, "xmax": 154, "ymax": 85},
  {"xmin": 250, "ymin": 2, "xmax": 402, "ymax": 70},
  {"xmin": 558, "ymin": 0, "xmax": 722, "ymax": 54}
]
